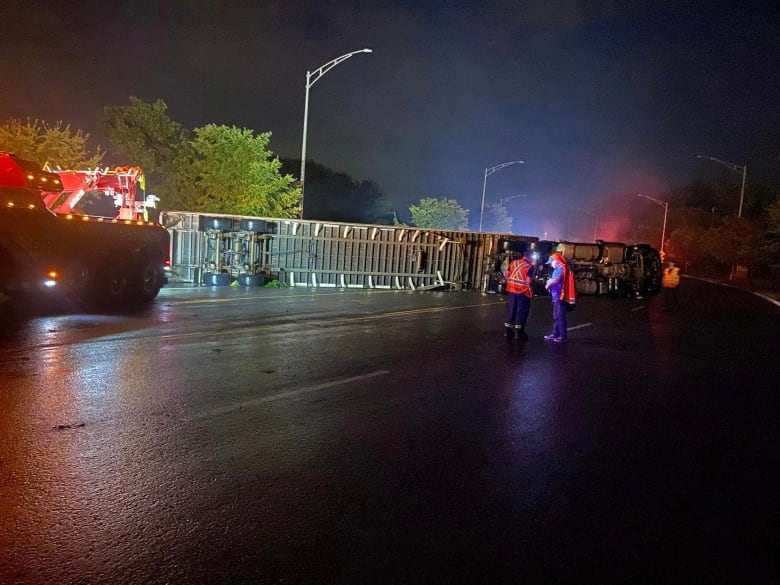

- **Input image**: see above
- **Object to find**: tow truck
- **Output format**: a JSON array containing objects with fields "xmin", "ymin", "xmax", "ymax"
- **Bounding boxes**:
[
  {"xmin": 0, "ymin": 152, "xmax": 170, "ymax": 316},
  {"xmin": 42, "ymin": 164, "xmax": 159, "ymax": 221}
]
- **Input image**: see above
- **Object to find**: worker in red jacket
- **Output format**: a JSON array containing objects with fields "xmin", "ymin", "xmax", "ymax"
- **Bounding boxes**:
[
  {"xmin": 544, "ymin": 252, "xmax": 576, "ymax": 343},
  {"xmin": 503, "ymin": 247, "xmax": 534, "ymax": 339}
]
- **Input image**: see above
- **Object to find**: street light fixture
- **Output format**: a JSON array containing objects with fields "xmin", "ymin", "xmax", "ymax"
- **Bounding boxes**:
[
  {"xmin": 479, "ymin": 160, "xmax": 524, "ymax": 232},
  {"xmin": 695, "ymin": 154, "xmax": 747, "ymax": 218},
  {"xmin": 497, "ymin": 194, "xmax": 527, "ymax": 205},
  {"xmin": 300, "ymin": 48, "xmax": 372, "ymax": 219},
  {"xmin": 636, "ymin": 193, "xmax": 669, "ymax": 256}
]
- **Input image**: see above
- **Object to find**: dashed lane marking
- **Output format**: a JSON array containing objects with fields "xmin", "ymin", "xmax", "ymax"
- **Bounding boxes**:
[{"xmin": 192, "ymin": 370, "xmax": 392, "ymax": 419}]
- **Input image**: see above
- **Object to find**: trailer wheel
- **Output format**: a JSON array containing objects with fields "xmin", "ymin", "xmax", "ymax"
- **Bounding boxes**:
[
  {"xmin": 239, "ymin": 219, "xmax": 268, "ymax": 233},
  {"xmin": 200, "ymin": 216, "xmax": 233, "ymax": 231},
  {"xmin": 236, "ymin": 273, "xmax": 266, "ymax": 286},
  {"xmin": 203, "ymin": 272, "xmax": 231, "ymax": 286}
]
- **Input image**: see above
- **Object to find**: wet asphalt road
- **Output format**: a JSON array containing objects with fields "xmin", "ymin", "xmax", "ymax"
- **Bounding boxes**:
[{"xmin": 1, "ymin": 280, "xmax": 778, "ymax": 584}]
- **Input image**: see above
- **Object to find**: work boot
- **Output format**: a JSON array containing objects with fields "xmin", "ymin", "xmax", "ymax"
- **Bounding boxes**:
[
  {"xmin": 504, "ymin": 328, "xmax": 513, "ymax": 337},
  {"xmin": 514, "ymin": 327, "xmax": 527, "ymax": 340}
]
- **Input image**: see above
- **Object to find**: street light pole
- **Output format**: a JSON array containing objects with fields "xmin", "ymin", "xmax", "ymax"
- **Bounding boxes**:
[
  {"xmin": 577, "ymin": 207, "xmax": 600, "ymax": 240},
  {"xmin": 479, "ymin": 160, "xmax": 524, "ymax": 232},
  {"xmin": 695, "ymin": 154, "xmax": 747, "ymax": 218},
  {"xmin": 300, "ymin": 48, "xmax": 372, "ymax": 219},
  {"xmin": 637, "ymin": 194, "xmax": 669, "ymax": 255}
]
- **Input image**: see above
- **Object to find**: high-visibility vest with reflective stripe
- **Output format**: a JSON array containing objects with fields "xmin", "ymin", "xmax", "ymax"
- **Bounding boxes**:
[
  {"xmin": 662, "ymin": 266, "xmax": 680, "ymax": 288},
  {"xmin": 506, "ymin": 259, "xmax": 533, "ymax": 296}
]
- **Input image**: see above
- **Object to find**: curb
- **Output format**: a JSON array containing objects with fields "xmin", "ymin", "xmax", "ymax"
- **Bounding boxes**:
[{"xmin": 685, "ymin": 275, "xmax": 780, "ymax": 308}]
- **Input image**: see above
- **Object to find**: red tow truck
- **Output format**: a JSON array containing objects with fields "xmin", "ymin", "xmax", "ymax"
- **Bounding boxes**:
[
  {"xmin": 43, "ymin": 164, "xmax": 159, "ymax": 222},
  {"xmin": 0, "ymin": 152, "xmax": 170, "ymax": 315}
]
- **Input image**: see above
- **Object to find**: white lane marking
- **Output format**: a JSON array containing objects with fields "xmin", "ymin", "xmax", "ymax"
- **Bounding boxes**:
[
  {"xmin": 567, "ymin": 322, "xmax": 593, "ymax": 331},
  {"xmin": 753, "ymin": 292, "xmax": 780, "ymax": 308},
  {"xmin": 631, "ymin": 305, "xmax": 646, "ymax": 312},
  {"xmin": 193, "ymin": 370, "xmax": 391, "ymax": 420},
  {"xmin": 159, "ymin": 301, "xmax": 502, "ymax": 342}
]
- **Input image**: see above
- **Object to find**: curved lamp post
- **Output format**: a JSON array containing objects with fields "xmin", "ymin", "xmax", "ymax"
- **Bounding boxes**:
[
  {"xmin": 300, "ymin": 48, "xmax": 372, "ymax": 219},
  {"xmin": 479, "ymin": 160, "xmax": 524, "ymax": 232},
  {"xmin": 695, "ymin": 154, "xmax": 746, "ymax": 218},
  {"xmin": 578, "ymin": 207, "xmax": 600, "ymax": 240},
  {"xmin": 637, "ymin": 193, "xmax": 669, "ymax": 256}
]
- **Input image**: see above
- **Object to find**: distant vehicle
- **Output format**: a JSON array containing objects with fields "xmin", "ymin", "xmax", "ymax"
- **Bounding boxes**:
[{"xmin": 0, "ymin": 152, "xmax": 170, "ymax": 316}]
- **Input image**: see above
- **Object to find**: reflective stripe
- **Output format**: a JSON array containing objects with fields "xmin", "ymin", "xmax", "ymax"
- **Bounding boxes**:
[
  {"xmin": 662, "ymin": 267, "xmax": 680, "ymax": 287},
  {"xmin": 506, "ymin": 260, "xmax": 532, "ymax": 295}
]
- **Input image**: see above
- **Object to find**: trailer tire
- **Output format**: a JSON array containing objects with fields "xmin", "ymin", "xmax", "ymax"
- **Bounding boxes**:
[
  {"xmin": 239, "ymin": 219, "xmax": 268, "ymax": 233},
  {"xmin": 203, "ymin": 272, "xmax": 231, "ymax": 286},
  {"xmin": 236, "ymin": 273, "xmax": 265, "ymax": 286},
  {"xmin": 200, "ymin": 216, "xmax": 233, "ymax": 231}
]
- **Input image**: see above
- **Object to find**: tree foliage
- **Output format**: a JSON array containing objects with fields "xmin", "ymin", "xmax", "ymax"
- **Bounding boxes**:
[
  {"xmin": 280, "ymin": 159, "xmax": 395, "ymax": 224},
  {"xmin": 100, "ymin": 97, "xmax": 188, "ymax": 173},
  {"xmin": 711, "ymin": 216, "xmax": 764, "ymax": 266},
  {"xmin": 102, "ymin": 98, "xmax": 300, "ymax": 215},
  {"xmin": 191, "ymin": 125, "xmax": 300, "ymax": 217},
  {"xmin": 409, "ymin": 197, "xmax": 469, "ymax": 230},
  {"xmin": 667, "ymin": 225, "xmax": 710, "ymax": 265},
  {"xmin": 0, "ymin": 118, "xmax": 104, "ymax": 169},
  {"xmin": 764, "ymin": 197, "xmax": 780, "ymax": 260},
  {"xmin": 100, "ymin": 97, "xmax": 194, "ymax": 210}
]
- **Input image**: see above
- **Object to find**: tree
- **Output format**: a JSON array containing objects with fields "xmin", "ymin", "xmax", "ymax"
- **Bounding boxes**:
[
  {"xmin": 279, "ymin": 159, "xmax": 395, "ymax": 224},
  {"xmin": 408, "ymin": 197, "xmax": 469, "ymax": 230},
  {"xmin": 666, "ymin": 225, "xmax": 710, "ymax": 265},
  {"xmin": 705, "ymin": 215, "xmax": 764, "ymax": 273},
  {"xmin": 0, "ymin": 118, "xmax": 104, "ymax": 169},
  {"xmin": 100, "ymin": 97, "xmax": 194, "ymax": 210},
  {"xmin": 762, "ymin": 197, "xmax": 780, "ymax": 261},
  {"xmin": 101, "ymin": 97, "xmax": 188, "ymax": 173},
  {"xmin": 190, "ymin": 125, "xmax": 300, "ymax": 217},
  {"xmin": 482, "ymin": 202, "xmax": 513, "ymax": 233}
]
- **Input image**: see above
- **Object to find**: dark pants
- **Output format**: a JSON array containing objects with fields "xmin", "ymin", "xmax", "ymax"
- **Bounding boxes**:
[
  {"xmin": 663, "ymin": 286, "xmax": 679, "ymax": 310},
  {"xmin": 552, "ymin": 300, "xmax": 567, "ymax": 340},
  {"xmin": 505, "ymin": 293, "xmax": 531, "ymax": 329}
]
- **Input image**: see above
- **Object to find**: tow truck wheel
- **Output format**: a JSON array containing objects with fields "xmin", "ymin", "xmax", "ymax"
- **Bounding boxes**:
[
  {"xmin": 103, "ymin": 263, "xmax": 129, "ymax": 305},
  {"xmin": 136, "ymin": 258, "xmax": 163, "ymax": 301}
]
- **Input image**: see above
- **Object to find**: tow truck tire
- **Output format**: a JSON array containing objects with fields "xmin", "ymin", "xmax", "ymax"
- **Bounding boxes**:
[
  {"xmin": 90, "ymin": 257, "xmax": 130, "ymax": 308},
  {"xmin": 66, "ymin": 261, "xmax": 91, "ymax": 295},
  {"xmin": 106, "ymin": 265, "xmax": 129, "ymax": 300},
  {"xmin": 136, "ymin": 258, "xmax": 164, "ymax": 301}
]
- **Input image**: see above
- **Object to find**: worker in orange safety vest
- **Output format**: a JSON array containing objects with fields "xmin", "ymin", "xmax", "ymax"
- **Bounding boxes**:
[
  {"xmin": 662, "ymin": 261, "xmax": 681, "ymax": 310},
  {"xmin": 503, "ymin": 247, "xmax": 534, "ymax": 339}
]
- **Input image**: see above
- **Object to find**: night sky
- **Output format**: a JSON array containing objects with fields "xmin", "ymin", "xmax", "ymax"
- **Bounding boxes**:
[{"xmin": 2, "ymin": 0, "xmax": 778, "ymax": 239}]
